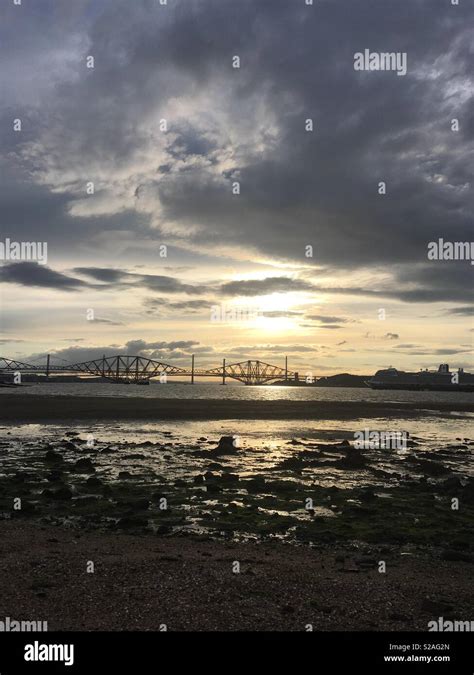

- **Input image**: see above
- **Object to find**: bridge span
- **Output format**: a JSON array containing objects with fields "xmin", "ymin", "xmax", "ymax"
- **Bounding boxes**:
[{"xmin": 0, "ymin": 355, "xmax": 301, "ymax": 386}]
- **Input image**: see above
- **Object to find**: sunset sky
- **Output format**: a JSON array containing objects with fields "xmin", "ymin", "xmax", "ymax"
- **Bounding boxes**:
[{"xmin": 0, "ymin": 0, "xmax": 472, "ymax": 376}]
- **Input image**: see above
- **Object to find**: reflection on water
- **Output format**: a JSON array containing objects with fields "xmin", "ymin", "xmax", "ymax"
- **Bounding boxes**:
[{"xmin": 2, "ymin": 381, "xmax": 474, "ymax": 405}]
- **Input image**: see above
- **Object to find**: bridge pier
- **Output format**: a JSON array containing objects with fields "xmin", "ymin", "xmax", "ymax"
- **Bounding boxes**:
[{"xmin": 191, "ymin": 354, "xmax": 194, "ymax": 384}]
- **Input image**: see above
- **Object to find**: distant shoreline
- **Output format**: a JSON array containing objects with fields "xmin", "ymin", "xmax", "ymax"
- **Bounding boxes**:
[{"xmin": 1, "ymin": 394, "xmax": 473, "ymax": 422}]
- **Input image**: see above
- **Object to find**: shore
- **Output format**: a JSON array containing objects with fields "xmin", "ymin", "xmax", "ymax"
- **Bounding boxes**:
[
  {"xmin": 1, "ymin": 520, "xmax": 472, "ymax": 631},
  {"xmin": 1, "ymin": 393, "xmax": 473, "ymax": 421}
]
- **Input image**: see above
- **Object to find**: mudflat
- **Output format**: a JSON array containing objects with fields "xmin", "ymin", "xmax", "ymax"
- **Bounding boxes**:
[{"xmin": 1, "ymin": 394, "xmax": 473, "ymax": 422}]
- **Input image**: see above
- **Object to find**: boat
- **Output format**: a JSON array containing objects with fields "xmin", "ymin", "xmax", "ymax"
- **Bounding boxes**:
[{"xmin": 366, "ymin": 364, "xmax": 474, "ymax": 392}]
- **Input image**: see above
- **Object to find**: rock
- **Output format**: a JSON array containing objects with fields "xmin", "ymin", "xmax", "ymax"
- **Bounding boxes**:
[
  {"xmin": 206, "ymin": 483, "xmax": 222, "ymax": 494},
  {"xmin": 45, "ymin": 451, "xmax": 63, "ymax": 464},
  {"xmin": 198, "ymin": 437, "xmax": 207, "ymax": 441},
  {"xmin": 414, "ymin": 458, "xmax": 449, "ymax": 477},
  {"xmin": 61, "ymin": 440, "xmax": 78, "ymax": 451},
  {"xmin": 245, "ymin": 476, "xmax": 266, "ymax": 492},
  {"xmin": 73, "ymin": 458, "xmax": 96, "ymax": 474},
  {"xmin": 174, "ymin": 479, "xmax": 186, "ymax": 487},
  {"xmin": 121, "ymin": 498, "xmax": 150, "ymax": 511},
  {"xmin": 335, "ymin": 449, "xmax": 367, "ymax": 469},
  {"xmin": 86, "ymin": 476, "xmax": 103, "ymax": 488},
  {"xmin": 116, "ymin": 516, "xmax": 148, "ymax": 529},
  {"xmin": 359, "ymin": 488, "xmax": 377, "ymax": 502},
  {"xmin": 123, "ymin": 453, "xmax": 145, "ymax": 460},
  {"xmin": 193, "ymin": 475, "xmax": 205, "ymax": 484},
  {"xmin": 156, "ymin": 525, "xmax": 172, "ymax": 535},
  {"xmin": 210, "ymin": 436, "xmax": 238, "ymax": 455},
  {"xmin": 118, "ymin": 471, "xmax": 133, "ymax": 479},
  {"xmin": 219, "ymin": 472, "xmax": 239, "ymax": 483},
  {"xmin": 42, "ymin": 485, "xmax": 73, "ymax": 500}
]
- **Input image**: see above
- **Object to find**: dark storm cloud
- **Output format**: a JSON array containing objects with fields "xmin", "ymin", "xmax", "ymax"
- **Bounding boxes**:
[
  {"xmin": 1, "ymin": 0, "xmax": 473, "ymax": 306},
  {"xmin": 0, "ymin": 262, "xmax": 88, "ymax": 291}
]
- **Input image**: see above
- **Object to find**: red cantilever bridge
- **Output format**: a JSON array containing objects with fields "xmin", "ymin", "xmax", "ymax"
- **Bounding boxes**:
[{"xmin": 0, "ymin": 355, "xmax": 298, "ymax": 386}]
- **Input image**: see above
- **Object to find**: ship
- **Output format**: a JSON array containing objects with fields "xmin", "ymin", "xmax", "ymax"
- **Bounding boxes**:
[{"xmin": 366, "ymin": 364, "xmax": 474, "ymax": 392}]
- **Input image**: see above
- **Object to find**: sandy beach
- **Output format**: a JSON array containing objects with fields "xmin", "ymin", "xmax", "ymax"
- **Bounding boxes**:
[
  {"xmin": 1, "ymin": 393, "xmax": 473, "ymax": 421},
  {"xmin": 1, "ymin": 519, "xmax": 472, "ymax": 631}
]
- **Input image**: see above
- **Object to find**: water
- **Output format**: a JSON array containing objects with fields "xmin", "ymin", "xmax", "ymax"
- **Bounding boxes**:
[{"xmin": 2, "ymin": 381, "xmax": 474, "ymax": 405}]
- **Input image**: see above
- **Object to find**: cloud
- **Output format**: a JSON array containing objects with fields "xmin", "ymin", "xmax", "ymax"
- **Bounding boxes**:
[
  {"xmin": 89, "ymin": 318, "xmax": 124, "ymax": 326},
  {"xmin": 220, "ymin": 277, "xmax": 314, "ymax": 297},
  {"xmin": 305, "ymin": 314, "xmax": 349, "ymax": 324},
  {"xmin": 0, "ymin": 262, "xmax": 88, "ymax": 291}
]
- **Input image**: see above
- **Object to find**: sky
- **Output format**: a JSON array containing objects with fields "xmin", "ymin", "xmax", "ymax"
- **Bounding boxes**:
[{"xmin": 0, "ymin": 0, "xmax": 473, "ymax": 376}]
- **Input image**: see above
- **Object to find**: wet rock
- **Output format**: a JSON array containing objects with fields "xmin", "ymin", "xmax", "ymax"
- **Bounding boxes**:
[
  {"xmin": 193, "ymin": 475, "xmax": 205, "ymax": 484},
  {"xmin": 121, "ymin": 498, "xmax": 150, "ymax": 511},
  {"xmin": 206, "ymin": 484, "xmax": 222, "ymax": 494},
  {"xmin": 17, "ymin": 500, "xmax": 37, "ymax": 514},
  {"xmin": 151, "ymin": 491, "xmax": 167, "ymax": 502},
  {"xmin": 73, "ymin": 458, "xmax": 96, "ymax": 474},
  {"xmin": 245, "ymin": 476, "xmax": 266, "ymax": 493},
  {"xmin": 174, "ymin": 479, "xmax": 186, "ymax": 487},
  {"xmin": 47, "ymin": 470, "xmax": 63, "ymax": 482},
  {"xmin": 42, "ymin": 485, "xmax": 73, "ymax": 500},
  {"xmin": 219, "ymin": 472, "xmax": 239, "ymax": 483},
  {"xmin": 61, "ymin": 440, "xmax": 78, "ymax": 451},
  {"xmin": 86, "ymin": 476, "xmax": 103, "ymax": 489},
  {"xmin": 116, "ymin": 516, "xmax": 148, "ymax": 529},
  {"xmin": 210, "ymin": 436, "xmax": 238, "ymax": 456},
  {"xmin": 118, "ymin": 471, "xmax": 133, "ymax": 479},
  {"xmin": 207, "ymin": 463, "xmax": 223, "ymax": 471},
  {"xmin": 414, "ymin": 459, "xmax": 449, "ymax": 477},
  {"xmin": 338, "ymin": 440, "xmax": 351, "ymax": 448},
  {"xmin": 359, "ymin": 488, "xmax": 377, "ymax": 502},
  {"xmin": 45, "ymin": 451, "xmax": 64, "ymax": 464},
  {"xmin": 335, "ymin": 449, "xmax": 367, "ymax": 469},
  {"xmin": 156, "ymin": 525, "xmax": 172, "ymax": 535}
]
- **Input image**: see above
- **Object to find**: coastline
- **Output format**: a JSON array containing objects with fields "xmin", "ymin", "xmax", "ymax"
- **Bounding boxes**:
[{"xmin": 1, "ymin": 393, "xmax": 473, "ymax": 422}]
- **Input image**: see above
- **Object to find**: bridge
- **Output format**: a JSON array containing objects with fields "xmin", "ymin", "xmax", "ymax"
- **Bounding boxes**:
[{"xmin": 0, "ymin": 355, "xmax": 299, "ymax": 386}]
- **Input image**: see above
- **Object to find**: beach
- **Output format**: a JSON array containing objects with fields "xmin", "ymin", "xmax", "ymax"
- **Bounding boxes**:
[{"xmin": 1, "ymin": 520, "xmax": 472, "ymax": 631}]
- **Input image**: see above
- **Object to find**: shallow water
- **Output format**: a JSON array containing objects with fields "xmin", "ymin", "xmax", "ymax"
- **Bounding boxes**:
[{"xmin": 2, "ymin": 381, "xmax": 474, "ymax": 405}]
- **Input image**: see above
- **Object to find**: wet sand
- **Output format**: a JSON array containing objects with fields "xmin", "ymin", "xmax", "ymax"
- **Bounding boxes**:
[
  {"xmin": 1, "ymin": 394, "xmax": 473, "ymax": 422},
  {"xmin": 1, "ymin": 520, "xmax": 472, "ymax": 631}
]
